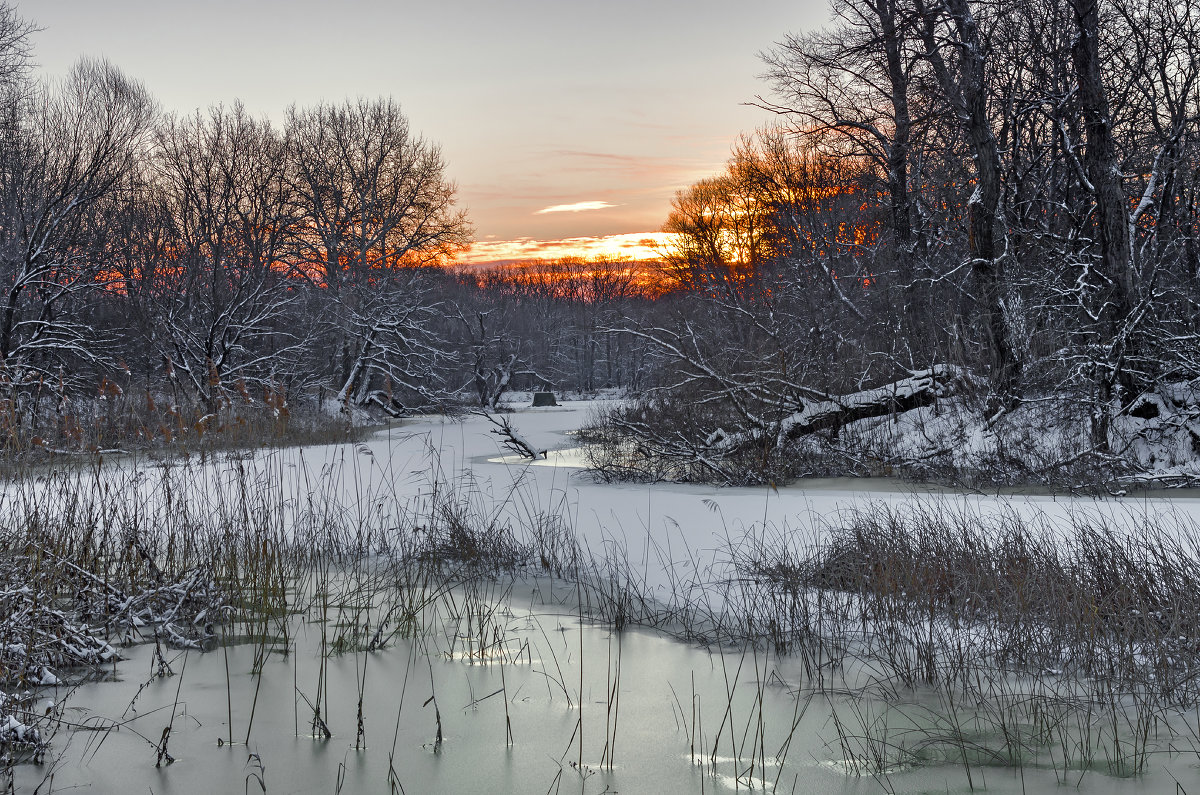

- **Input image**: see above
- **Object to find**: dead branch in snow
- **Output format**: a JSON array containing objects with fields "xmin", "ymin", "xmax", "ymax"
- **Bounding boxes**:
[{"xmin": 476, "ymin": 410, "xmax": 546, "ymax": 460}]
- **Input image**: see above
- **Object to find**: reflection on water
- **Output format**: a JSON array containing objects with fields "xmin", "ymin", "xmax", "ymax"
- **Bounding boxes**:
[
  {"xmin": 20, "ymin": 600, "xmax": 850, "ymax": 794},
  {"xmin": 21, "ymin": 578, "xmax": 1200, "ymax": 795},
  {"xmin": 488, "ymin": 446, "xmax": 594, "ymax": 469}
]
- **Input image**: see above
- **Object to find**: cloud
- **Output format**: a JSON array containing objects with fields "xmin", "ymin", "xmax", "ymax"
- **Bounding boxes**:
[{"xmin": 535, "ymin": 200, "xmax": 618, "ymax": 215}]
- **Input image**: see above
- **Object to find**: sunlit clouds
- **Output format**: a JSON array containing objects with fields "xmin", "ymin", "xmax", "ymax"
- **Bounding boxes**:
[
  {"xmin": 457, "ymin": 232, "xmax": 673, "ymax": 266},
  {"xmin": 535, "ymin": 200, "xmax": 617, "ymax": 214}
]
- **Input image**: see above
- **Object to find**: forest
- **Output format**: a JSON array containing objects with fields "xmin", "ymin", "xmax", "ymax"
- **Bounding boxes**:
[
  {"xmin": 591, "ymin": 0, "xmax": 1200, "ymax": 487},
  {"xmin": 3, "ymin": 0, "xmax": 1200, "ymax": 488}
]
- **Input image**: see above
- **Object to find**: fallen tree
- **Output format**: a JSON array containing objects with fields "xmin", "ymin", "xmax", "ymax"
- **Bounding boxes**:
[
  {"xmin": 583, "ymin": 365, "xmax": 975, "ymax": 485},
  {"xmin": 706, "ymin": 365, "xmax": 972, "ymax": 454}
]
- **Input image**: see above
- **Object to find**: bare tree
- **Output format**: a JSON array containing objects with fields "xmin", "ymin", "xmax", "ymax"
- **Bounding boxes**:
[
  {"xmin": 285, "ymin": 98, "xmax": 471, "ymax": 408},
  {"xmin": 286, "ymin": 98, "xmax": 470, "ymax": 293},
  {"xmin": 912, "ymin": 0, "xmax": 1021, "ymax": 408},
  {"xmin": 0, "ymin": 58, "xmax": 156, "ymax": 397},
  {"xmin": 145, "ymin": 104, "xmax": 303, "ymax": 409},
  {"xmin": 762, "ymin": 0, "xmax": 926, "ymax": 259},
  {"xmin": 0, "ymin": 2, "xmax": 33, "ymax": 99},
  {"xmin": 332, "ymin": 268, "xmax": 453, "ymax": 414},
  {"xmin": 450, "ymin": 295, "xmax": 547, "ymax": 409}
]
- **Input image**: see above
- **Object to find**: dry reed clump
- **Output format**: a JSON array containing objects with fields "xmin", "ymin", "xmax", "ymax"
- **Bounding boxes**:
[
  {"xmin": 0, "ymin": 436, "xmax": 659, "ymax": 780},
  {"xmin": 0, "ymin": 535, "xmax": 229, "ymax": 680},
  {"xmin": 0, "ymin": 439, "xmax": 586, "ymax": 658},
  {"xmin": 416, "ymin": 500, "xmax": 537, "ymax": 571},
  {"xmin": 0, "ymin": 531, "xmax": 228, "ymax": 769},
  {"xmin": 792, "ymin": 504, "xmax": 1200, "ymax": 691},
  {"xmin": 0, "ymin": 376, "xmax": 375, "ymax": 471},
  {"xmin": 0, "ymin": 460, "xmax": 285, "ymax": 678},
  {"xmin": 713, "ymin": 501, "xmax": 1200, "ymax": 782}
]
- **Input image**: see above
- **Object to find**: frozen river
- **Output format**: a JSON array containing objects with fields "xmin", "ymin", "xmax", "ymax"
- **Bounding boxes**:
[{"xmin": 12, "ymin": 398, "xmax": 1200, "ymax": 794}]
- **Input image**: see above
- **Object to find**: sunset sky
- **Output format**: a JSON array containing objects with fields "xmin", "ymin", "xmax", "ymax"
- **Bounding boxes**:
[{"xmin": 19, "ymin": 0, "xmax": 828, "ymax": 265}]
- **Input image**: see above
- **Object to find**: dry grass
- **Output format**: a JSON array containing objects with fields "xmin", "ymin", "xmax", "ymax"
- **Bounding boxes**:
[
  {"xmin": 720, "ymin": 501, "xmax": 1200, "ymax": 783},
  {"xmin": 2, "ymin": 433, "xmax": 1199, "ymax": 788}
]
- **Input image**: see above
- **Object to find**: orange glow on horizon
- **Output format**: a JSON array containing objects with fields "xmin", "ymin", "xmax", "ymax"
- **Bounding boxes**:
[
  {"xmin": 456, "ymin": 232, "xmax": 672, "ymax": 267},
  {"xmin": 457, "ymin": 257, "xmax": 669, "ymax": 299}
]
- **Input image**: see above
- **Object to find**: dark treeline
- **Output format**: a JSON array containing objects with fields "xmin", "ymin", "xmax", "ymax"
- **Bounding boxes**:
[
  {"xmin": 588, "ymin": 0, "xmax": 1200, "ymax": 486},
  {"xmin": 0, "ymin": 4, "xmax": 663, "ymax": 455}
]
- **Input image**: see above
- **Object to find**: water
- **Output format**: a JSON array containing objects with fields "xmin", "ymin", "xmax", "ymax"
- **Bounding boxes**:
[
  {"xmin": 20, "ymin": 575, "xmax": 1200, "ymax": 794},
  {"xmin": 19, "ymin": 593, "xmax": 861, "ymax": 794}
]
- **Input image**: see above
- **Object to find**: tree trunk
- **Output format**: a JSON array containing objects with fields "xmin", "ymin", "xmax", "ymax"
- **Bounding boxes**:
[
  {"xmin": 1071, "ymin": 0, "xmax": 1133, "ymax": 447},
  {"xmin": 708, "ymin": 365, "xmax": 968, "ymax": 454},
  {"xmin": 920, "ymin": 0, "xmax": 1021, "ymax": 408}
]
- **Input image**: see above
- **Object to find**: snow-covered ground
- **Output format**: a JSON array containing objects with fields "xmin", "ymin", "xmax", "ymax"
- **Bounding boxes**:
[
  {"xmin": 71, "ymin": 396, "xmax": 1200, "ymax": 601},
  {"xmin": 7, "ymin": 393, "xmax": 1190, "ymax": 624}
]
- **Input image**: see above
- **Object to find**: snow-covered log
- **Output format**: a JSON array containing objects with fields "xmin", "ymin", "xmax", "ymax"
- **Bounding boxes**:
[{"xmin": 708, "ymin": 365, "xmax": 970, "ymax": 453}]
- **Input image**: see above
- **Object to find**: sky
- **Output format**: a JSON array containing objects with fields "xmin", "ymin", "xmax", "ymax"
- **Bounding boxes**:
[{"xmin": 18, "ymin": 0, "xmax": 830, "ymax": 265}]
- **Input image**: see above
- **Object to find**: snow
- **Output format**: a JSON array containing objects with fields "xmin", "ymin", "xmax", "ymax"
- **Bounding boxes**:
[
  {"xmin": 771, "ymin": 364, "xmax": 961, "ymax": 443},
  {"xmin": 213, "ymin": 408, "xmax": 1200, "ymax": 576},
  {"xmin": 52, "ymin": 397, "xmax": 1200, "ymax": 613}
]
